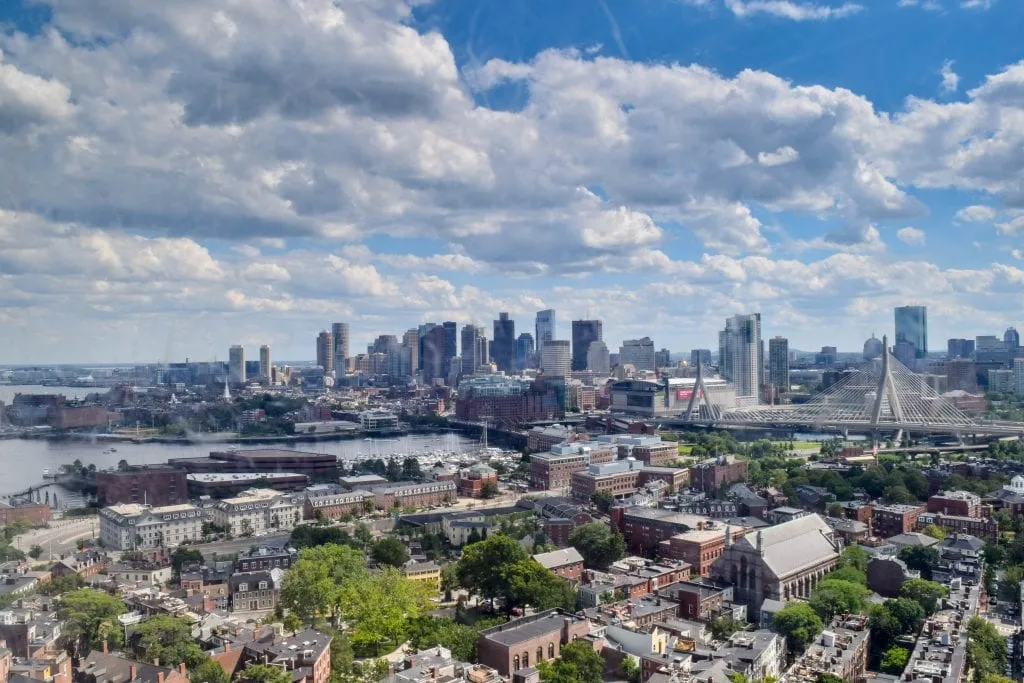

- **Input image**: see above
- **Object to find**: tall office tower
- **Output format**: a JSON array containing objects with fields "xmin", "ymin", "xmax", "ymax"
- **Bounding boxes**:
[
  {"xmin": 403, "ymin": 329, "xmax": 419, "ymax": 375},
  {"xmin": 619, "ymin": 337, "xmax": 657, "ymax": 371},
  {"xmin": 571, "ymin": 320, "xmax": 603, "ymax": 372},
  {"xmin": 587, "ymin": 340, "xmax": 611, "ymax": 374},
  {"xmin": 476, "ymin": 336, "xmax": 489, "ymax": 371},
  {"xmin": 387, "ymin": 345, "xmax": 412, "ymax": 379},
  {"xmin": 461, "ymin": 324, "xmax": 485, "ymax": 374},
  {"xmin": 816, "ymin": 346, "xmax": 837, "ymax": 368},
  {"xmin": 259, "ymin": 345, "xmax": 272, "ymax": 383},
  {"xmin": 690, "ymin": 349, "xmax": 712, "ymax": 368},
  {"xmin": 719, "ymin": 313, "xmax": 762, "ymax": 400},
  {"xmin": 331, "ymin": 322, "xmax": 350, "ymax": 374},
  {"xmin": 894, "ymin": 306, "xmax": 927, "ymax": 361},
  {"xmin": 1006, "ymin": 327, "xmax": 1020, "ymax": 352},
  {"xmin": 768, "ymin": 336, "xmax": 789, "ymax": 394},
  {"xmin": 946, "ymin": 358, "xmax": 978, "ymax": 392},
  {"xmin": 422, "ymin": 325, "xmax": 449, "ymax": 384},
  {"xmin": 541, "ymin": 340, "xmax": 571, "ymax": 377},
  {"xmin": 516, "ymin": 333, "xmax": 535, "ymax": 370},
  {"xmin": 535, "ymin": 309, "xmax": 556, "ymax": 356},
  {"xmin": 418, "ymin": 323, "xmax": 437, "ymax": 370},
  {"xmin": 655, "ymin": 348, "xmax": 671, "ymax": 369},
  {"xmin": 443, "ymin": 321, "xmax": 458, "ymax": 367},
  {"xmin": 228, "ymin": 345, "xmax": 246, "ymax": 383},
  {"xmin": 493, "ymin": 312, "xmax": 516, "ymax": 372},
  {"xmin": 316, "ymin": 331, "xmax": 334, "ymax": 372}
]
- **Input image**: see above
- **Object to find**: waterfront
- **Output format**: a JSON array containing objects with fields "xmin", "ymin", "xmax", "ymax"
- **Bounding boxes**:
[
  {"xmin": 0, "ymin": 385, "xmax": 99, "ymax": 403},
  {"xmin": 0, "ymin": 432, "xmax": 479, "ymax": 497}
]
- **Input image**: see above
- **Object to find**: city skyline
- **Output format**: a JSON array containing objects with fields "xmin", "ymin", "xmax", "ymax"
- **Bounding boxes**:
[{"xmin": 2, "ymin": 2, "xmax": 1024, "ymax": 364}]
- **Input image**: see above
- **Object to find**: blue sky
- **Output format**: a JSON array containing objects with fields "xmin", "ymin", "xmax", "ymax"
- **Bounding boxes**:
[{"xmin": 0, "ymin": 0, "xmax": 1023, "ymax": 363}]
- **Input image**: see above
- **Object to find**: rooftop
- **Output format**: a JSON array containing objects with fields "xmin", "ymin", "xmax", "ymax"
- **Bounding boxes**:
[
  {"xmin": 187, "ymin": 472, "xmax": 305, "ymax": 482},
  {"xmin": 532, "ymin": 548, "xmax": 584, "ymax": 570},
  {"xmin": 479, "ymin": 609, "xmax": 587, "ymax": 647}
]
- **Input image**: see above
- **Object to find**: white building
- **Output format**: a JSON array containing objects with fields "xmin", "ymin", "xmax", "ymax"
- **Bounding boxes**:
[
  {"xmin": 259, "ymin": 345, "xmax": 272, "ymax": 383},
  {"xmin": 719, "ymin": 313, "xmax": 762, "ymax": 401},
  {"xmin": 541, "ymin": 340, "xmax": 571, "ymax": 377},
  {"xmin": 211, "ymin": 489, "xmax": 302, "ymax": 537},
  {"xmin": 100, "ymin": 503, "xmax": 204, "ymax": 550},
  {"xmin": 360, "ymin": 409, "xmax": 399, "ymax": 431},
  {"xmin": 587, "ymin": 341, "xmax": 611, "ymax": 374},
  {"xmin": 229, "ymin": 345, "xmax": 246, "ymax": 383},
  {"xmin": 1013, "ymin": 358, "xmax": 1024, "ymax": 394}
]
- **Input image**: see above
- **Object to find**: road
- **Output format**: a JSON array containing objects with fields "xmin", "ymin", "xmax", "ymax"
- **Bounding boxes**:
[
  {"xmin": 14, "ymin": 517, "xmax": 99, "ymax": 559},
  {"xmin": 188, "ymin": 533, "xmax": 292, "ymax": 562}
]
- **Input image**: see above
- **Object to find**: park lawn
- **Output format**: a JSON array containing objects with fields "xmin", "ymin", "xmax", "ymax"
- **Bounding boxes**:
[
  {"xmin": 787, "ymin": 441, "xmax": 820, "ymax": 451},
  {"xmin": 678, "ymin": 444, "xmax": 694, "ymax": 454}
]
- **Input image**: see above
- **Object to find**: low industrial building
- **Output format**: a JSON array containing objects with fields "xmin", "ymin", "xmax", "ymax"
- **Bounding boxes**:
[{"xmin": 187, "ymin": 472, "xmax": 308, "ymax": 497}]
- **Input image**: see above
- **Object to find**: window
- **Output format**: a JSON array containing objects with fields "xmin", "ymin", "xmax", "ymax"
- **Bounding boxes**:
[
  {"xmin": 259, "ymin": 581, "xmax": 268, "ymax": 590},
  {"xmin": 537, "ymin": 646, "xmax": 544, "ymax": 662},
  {"xmin": 238, "ymin": 583, "xmax": 248, "ymax": 592},
  {"xmin": 548, "ymin": 643, "xmax": 555, "ymax": 659},
  {"xmin": 513, "ymin": 656, "xmax": 520, "ymax": 670},
  {"xmin": 523, "ymin": 652, "xmax": 529, "ymax": 667}
]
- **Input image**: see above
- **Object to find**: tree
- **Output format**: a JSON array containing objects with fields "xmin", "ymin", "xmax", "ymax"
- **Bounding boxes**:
[
  {"xmin": 827, "ymin": 565, "xmax": 867, "ymax": 586},
  {"xmin": 900, "ymin": 578, "xmax": 948, "ymax": 616},
  {"xmin": 504, "ymin": 559, "xmax": 577, "ymax": 613},
  {"xmin": 886, "ymin": 597, "xmax": 926, "ymax": 636},
  {"xmin": 59, "ymin": 588, "xmax": 127, "ymax": 654},
  {"xmin": 386, "ymin": 458, "xmax": 403, "ymax": 481},
  {"xmin": 899, "ymin": 546, "xmax": 940, "ymax": 581},
  {"xmin": 28, "ymin": 545, "xmax": 43, "ymax": 559},
  {"xmin": 480, "ymin": 481, "xmax": 500, "ymax": 499},
  {"xmin": 808, "ymin": 579, "xmax": 869, "ymax": 622},
  {"xmin": 881, "ymin": 646, "xmax": 910, "ymax": 674},
  {"xmin": 236, "ymin": 664, "xmax": 292, "ymax": 683},
  {"xmin": 171, "ymin": 547, "xmax": 204, "ymax": 574},
  {"xmin": 283, "ymin": 612, "xmax": 303, "ymax": 634},
  {"xmin": 997, "ymin": 564, "xmax": 1024, "ymax": 603},
  {"xmin": 345, "ymin": 567, "xmax": 431, "ymax": 655},
  {"xmin": 354, "ymin": 523, "xmax": 374, "ymax": 548},
  {"xmin": 771, "ymin": 603, "xmax": 823, "ymax": 653},
  {"xmin": 921, "ymin": 524, "xmax": 946, "ymax": 540},
  {"xmin": 591, "ymin": 490, "xmax": 616, "ymax": 514},
  {"xmin": 567, "ymin": 523, "xmax": 626, "ymax": 570},
  {"xmin": 192, "ymin": 658, "xmax": 230, "ymax": 683},
  {"xmin": 838, "ymin": 545, "xmax": 868, "ymax": 573},
  {"xmin": 402, "ymin": 457, "xmax": 423, "ymax": 481},
  {"xmin": 134, "ymin": 615, "xmax": 205, "ymax": 668},
  {"xmin": 537, "ymin": 641, "xmax": 603, "ymax": 683},
  {"xmin": 966, "ymin": 616, "xmax": 1008, "ymax": 683},
  {"xmin": 817, "ymin": 674, "xmax": 845, "ymax": 683},
  {"xmin": 407, "ymin": 616, "xmax": 480, "ymax": 661},
  {"xmin": 710, "ymin": 615, "xmax": 741, "ymax": 640},
  {"xmin": 280, "ymin": 544, "xmax": 368, "ymax": 627},
  {"xmin": 621, "ymin": 655, "xmax": 641, "ymax": 683},
  {"xmin": 371, "ymin": 538, "xmax": 409, "ymax": 568},
  {"xmin": 40, "ymin": 573, "xmax": 84, "ymax": 596},
  {"xmin": 826, "ymin": 502, "xmax": 844, "ymax": 518},
  {"xmin": 456, "ymin": 535, "xmax": 530, "ymax": 607}
]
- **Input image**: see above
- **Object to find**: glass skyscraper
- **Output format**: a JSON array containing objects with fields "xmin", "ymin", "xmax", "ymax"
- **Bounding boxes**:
[{"xmin": 894, "ymin": 305, "xmax": 927, "ymax": 361}]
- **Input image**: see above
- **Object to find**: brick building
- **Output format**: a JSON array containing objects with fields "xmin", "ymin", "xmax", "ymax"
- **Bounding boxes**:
[
  {"xmin": 637, "ymin": 467, "xmax": 690, "ymax": 492},
  {"xmin": 927, "ymin": 490, "xmax": 983, "ymax": 518},
  {"xmin": 242, "ymin": 630, "xmax": 332, "ymax": 683},
  {"xmin": 571, "ymin": 459, "xmax": 643, "ymax": 501},
  {"xmin": 476, "ymin": 609, "xmax": 594, "ymax": 677},
  {"xmin": 532, "ymin": 548, "xmax": 585, "ymax": 582},
  {"xmin": 302, "ymin": 485, "xmax": 373, "ymax": 520},
  {"xmin": 689, "ymin": 457, "xmax": 749, "ymax": 493},
  {"xmin": 657, "ymin": 579, "xmax": 727, "ymax": 622},
  {"xmin": 50, "ymin": 550, "xmax": 107, "ymax": 580},
  {"xmin": 457, "ymin": 464, "xmax": 498, "ymax": 498},
  {"xmin": 615, "ymin": 436, "xmax": 680, "ymax": 467},
  {"xmin": 526, "ymin": 425, "xmax": 578, "ymax": 451},
  {"xmin": 612, "ymin": 506, "xmax": 714, "ymax": 555},
  {"xmin": 873, "ymin": 504, "xmax": 926, "ymax": 538},
  {"xmin": 370, "ymin": 480, "xmax": 457, "ymax": 509},
  {"xmin": 530, "ymin": 444, "xmax": 615, "ymax": 491},
  {"xmin": 97, "ymin": 466, "xmax": 188, "ymax": 507},
  {"xmin": 0, "ymin": 502, "xmax": 50, "ymax": 527},
  {"xmin": 659, "ymin": 524, "xmax": 748, "ymax": 577},
  {"xmin": 916, "ymin": 512, "xmax": 998, "ymax": 541}
]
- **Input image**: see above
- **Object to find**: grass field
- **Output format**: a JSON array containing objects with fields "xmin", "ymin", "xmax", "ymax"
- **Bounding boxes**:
[
  {"xmin": 678, "ymin": 444, "xmax": 694, "ymax": 454},
  {"xmin": 788, "ymin": 441, "xmax": 820, "ymax": 451}
]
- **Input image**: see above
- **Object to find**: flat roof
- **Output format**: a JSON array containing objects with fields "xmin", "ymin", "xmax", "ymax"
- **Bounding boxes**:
[
  {"xmin": 187, "ymin": 472, "xmax": 306, "ymax": 482},
  {"xmin": 211, "ymin": 448, "xmax": 335, "ymax": 459}
]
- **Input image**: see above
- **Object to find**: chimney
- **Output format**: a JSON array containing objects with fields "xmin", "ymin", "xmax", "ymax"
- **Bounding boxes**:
[
  {"xmin": 179, "ymin": 663, "xmax": 187, "ymax": 675},
  {"xmin": 129, "ymin": 665, "xmax": 137, "ymax": 681},
  {"xmin": 224, "ymin": 642, "xmax": 231, "ymax": 652},
  {"xmin": 154, "ymin": 659, "xmax": 161, "ymax": 666},
  {"xmin": 158, "ymin": 672, "xmax": 164, "ymax": 683},
  {"xmin": 102, "ymin": 640, "xmax": 108, "ymax": 654}
]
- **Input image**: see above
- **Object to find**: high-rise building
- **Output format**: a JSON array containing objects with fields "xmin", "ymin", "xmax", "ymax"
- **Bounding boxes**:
[
  {"xmin": 331, "ymin": 322, "xmax": 350, "ymax": 374},
  {"xmin": 259, "ymin": 345, "xmax": 271, "ymax": 383},
  {"xmin": 571, "ymin": 320, "xmax": 603, "ymax": 372},
  {"xmin": 655, "ymin": 348, "xmax": 671, "ymax": 369},
  {"xmin": 894, "ymin": 306, "xmax": 927, "ymax": 360},
  {"xmin": 690, "ymin": 349, "xmax": 712, "ymax": 367},
  {"xmin": 1006, "ymin": 327, "xmax": 1020, "ymax": 352},
  {"xmin": 719, "ymin": 313, "xmax": 762, "ymax": 400},
  {"xmin": 619, "ymin": 337, "xmax": 656, "ymax": 371},
  {"xmin": 403, "ymin": 329, "xmax": 419, "ymax": 375},
  {"xmin": 493, "ymin": 312, "xmax": 516, "ymax": 372},
  {"xmin": 947, "ymin": 338, "xmax": 975, "ymax": 360},
  {"xmin": 228, "ymin": 345, "xmax": 246, "ymax": 384},
  {"xmin": 418, "ymin": 323, "xmax": 437, "ymax": 371},
  {"xmin": 816, "ymin": 346, "xmax": 837, "ymax": 368},
  {"xmin": 316, "ymin": 331, "xmax": 333, "ymax": 372},
  {"xmin": 476, "ymin": 335, "xmax": 489, "ymax": 371},
  {"xmin": 369, "ymin": 335, "xmax": 399, "ymax": 354},
  {"xmin": 976, "ymin": 335, "xmax": 1006, "ymax": 363},
  {"xmin": 516, "ymin": 333, "xmax": 535, "ymax": 370},
  {"xmin": 535, "ymin": 309, "xmax": 556, "ymax": 356},
  {"xmin": 587, "ymin": 340, "xmax": 611, "ymax": 374},
  {"xmin": 768, "ymin": 336, "xmax": 789, "ymax": 394},
  {"xmin": 461, "ymin": 324, "xmax": 486, "ymax": 375},
  {"xmin": 443, "ymin": 321, "xmax": 458, "ymax": 368},
  {"xmin": 946, "ymin": 358, "xmax": 978, "ymax": 393},
  {"xmin": 422, "ymin": 326, "xmax": 449, "ymax": 384},
  {"xmin": 541, "ymin": 340, "xmax": 571, "ymax": 377}
]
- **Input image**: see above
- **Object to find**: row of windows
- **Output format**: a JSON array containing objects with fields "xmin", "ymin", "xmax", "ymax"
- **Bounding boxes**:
[
  {"xmin": 236, "ymin": 582, "xmax": 270, "ymax": 592},
  {"xmin": 513, "ymin": 644, "xmax": 557, "ymax": 671}
]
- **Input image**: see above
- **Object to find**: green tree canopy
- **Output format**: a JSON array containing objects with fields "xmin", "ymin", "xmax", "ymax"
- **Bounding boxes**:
[
  {"xmin": 921, "ymin": 524, "xmax": 946, "ymax": 540},
  {"xmin": 837, "ymin": 545, "xmax": 869, "ymax": 573},
  {"xmin": 480, "ymin": 481, "xmax": 500, "ymax": 499},
  {"xmin": 370, "ymin": 537, "xmax": 409, "ymax": 568},
  {"xmin": 235, "ymin": 664, "xmax": 292, "ymax": 683},
  {"xmin": 591, "ymin": 491, "xmax": 616, "ymax": 514},
  {"xmin": 59, "ymin": 588, "xmax": 127, "ymax": 654},
  {"xmin": 192, "ymin": 658, "xmax": 230, "ymax": 683},
  {"xmin": 171, "ymin": 547, "xmax": 204, "ymax": 574},
  {"xmin": 456, "ymin": 535, "xmax": 530, "ymax": 605},
  {"xmin": 537, "ymin": 641, "xmax": 603, "ymax": 683},
  {"xmin": 808, "ymin": 579, "xmax": 870, "ymax": 622},
  {"xmin": 899, "ymin": 546, "xmax": 940, "ymax": 581},
  {"xmin": 772, "ymin": 603, "xmax": 823, "ymax": 653},
  {"xmin": 345, "ymin": 567, "xmax": 431, "ymax": 655},
  {"xmin": 132, "ymin": 614, "xmax": 205, "ymax": 668},
  {"xmin": 966, "ymin": 616, "xmax": 1008, "ymax": 683},
  {"xmin": 900, "ymin": 578, "xmax": 948, "ymax": 616},
  {"xmin": 881, "ymin": 647, "xmax": 910, "ymax": 674},
  {"xmin": 567, "ymin": 522, "xmax": 626, "ymax": 570},
  {"xmin": 826, "ymin": 566, "xmax": 867, "ymax": 586},
  {"xmin": 505, "ymin": 559, "xmax": 577, "ymax": 613},
  {"xmin": 280, "ymin": 544, "xmax": 368, "ymax": 627}
]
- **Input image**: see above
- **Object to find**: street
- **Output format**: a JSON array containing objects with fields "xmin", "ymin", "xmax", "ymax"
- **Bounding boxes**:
[{"xmin": 14, "ymin": 517, "xmax": 98, "ymax": 560}]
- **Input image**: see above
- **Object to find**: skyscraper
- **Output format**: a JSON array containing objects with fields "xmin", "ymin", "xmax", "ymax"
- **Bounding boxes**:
[
  {"xmin": 541, "ymin": 340, "xmax": 571, "ymax": 377},
  {"xmin": 894, "ymin": 306, "xmax": 927, "ymax": 361},
  {"xmin": 690, "ymin": 349, "xmax": 712, "ymax": 367},
  {"xmin": 422, "ymin": 325, "xmax": 449, "ymax": 384},
  {"xmin": 331, "ymin": 322, "xmax": 350, "ymax": 374},
  {"xmin": 403, "ymin": 329, "xmax": 420, "ymax": 375},
  {"xmin": 655, "ymin": 348, "xmax": 671, "ymax": 369},
  {"xmin": 1005, "ymin": 327, "xmax": 1020, "ymax": 352},
  {"xmin": 259, "ymin": 345, "xmax": 272, "ymax": 383},
  {"xmin": 571, "ymin": 320, "xmax": 603, "ymax": 372},
  {"xmin": 316, "ymin": 331, "xmax": 333, "ymax": 373},
  {"xmin": 418, "ymin": 323, "xmax": 437, "ymax": 371},
  {"xmin": 461, "ymin": 324, "xmax": 486, "ymax": 375},
  {"xmin": 516, "ymin": 333, "xmax": 535, "ymax": 370},
  {"xmin": 586, "ymin": 340, "xmax": 610, "ymax": 374},
  {"xmin": 768, "ymin": 336, "xmax": 789, "ymax": 394},
  {"xmin": 535, "ymin": 310, "xmax": 555, "ymax": 356},
  {"xmin": 493, "ymin": 312, "xmax": 516, "ymax": 372},
  {"xmin": 719, "ymin": 313, "xmax": 762, "ymax": 400},
  {"xmin": 619, "ymin": 337, "xmax": 656, "ymax": 371},
  {"xmin": 443, "ymin": 321, "xmax": 458, "ymax": 368},
  {"xmin": 228, "ymin": 345, "xmax": 246, "ymax": 384}
]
